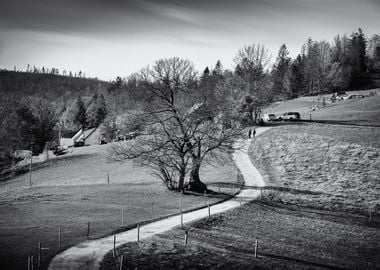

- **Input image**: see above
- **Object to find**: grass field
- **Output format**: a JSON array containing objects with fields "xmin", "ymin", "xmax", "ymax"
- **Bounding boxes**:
[
  {"xmin": 101, "ymin": 124, "xmax": 380, "ymax": 269},
  {"xmin": 0, "ymin": 142, "xmax": 238, "ymax": 270},
  {"xmin": 265, "ymin": 89, "xmax": 380, "ymax": 125},
  {"xmin": 101, "ymin": 200, "xmax": 379, "ymax": 270},
  {"xmin": 249, "ymin": 124, "xmax": 380, "ymax": 214}
]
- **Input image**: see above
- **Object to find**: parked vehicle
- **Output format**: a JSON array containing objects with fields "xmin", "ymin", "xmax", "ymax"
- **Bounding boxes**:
[
  {"xmin": 263, "ymin": 113, "xmax": 276, "ymax": 122},
  {"xmin": 125, "ymin": 131, "xmax": 139, "ymax": 140},
  {"xmin": 346, "ymin": 94, "xmax": 365, "ymax": 99},
  {"xmin": 335, "ymin": 91, "xmax": 348, "ymax": 100},
  {"xmin": 277, "ymin": 112, "xmax": 300, "ymax": 121},
  {"xmin": 52, "ymin": 145, "xmax": 69, "ymax": 156}
]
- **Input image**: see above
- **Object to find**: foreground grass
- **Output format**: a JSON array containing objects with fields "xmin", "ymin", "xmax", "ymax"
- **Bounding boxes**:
[
  {"xmin": 101, "ymin": 200, "xmax": 379, "ymax": 270},
  {"xmin": 249, "ymin": 124, "xmax": 380, "ymax": 214},
  {"xmin": 0, "ymin": 143, "xmax": 238, "ymax": 270}
]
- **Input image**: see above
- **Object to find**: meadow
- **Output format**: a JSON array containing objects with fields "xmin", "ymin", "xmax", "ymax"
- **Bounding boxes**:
[
  {"xmin": 265, "ymin": 89, "xmax": 380, "ymax": 125},
  {"xmin": 0, "ymin": 142, "xmax": 238, "ymax": 270}
]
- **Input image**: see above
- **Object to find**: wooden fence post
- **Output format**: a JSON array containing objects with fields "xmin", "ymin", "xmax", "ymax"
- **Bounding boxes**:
[
  {"xmin": 113, "ymin": 235, "xmax": 116, "ymax": 259},
  {"xmin": 121, "ymin": 208, "xmax": 124, "ymax": 226},
  {"xmin": 184, "ymin": 230, "xmax": 189, "ymax": 245},
  {"xmin": 37, "ymin": 242, "xmax": 41, "ymax": 269},
  {"xmin": 208, "ymin": 202, "xmax": 211, "ymax": 219},
  {"xmin": 58, "ymin": 227, "xmax": 61, "ymax": 250},
  {"xmin": 87, "ymin": 222, "xmax": 90, "ymax": 240},
  {"xmin": 180, "ymin": 195, "xmax": 184, "ymax": 229},
  {"xmin": 119, "ymin": 254, "xmax": 124, "ymax": 270},
  {"xmin": 204, "ymin": 190, "xmax": 207, "ymax": 205},
  {"xmin": 137, "ymin": 224, "xmax": 140, "ymax": 242},
  {"xmin": 254, "ymin": 240, "xmax": 258, "ymax": 258},
  {"xmin": 28, "ymin": 256, "xmax": 31, "ymax": 270},
  {"xmin": 107, "ymin": 173, "xmax": 110, "ymax": 185},
  {"xmin": 31, "ymin": 255, "xmax": 34, "ymax": 270},
  {"xmin": 240, "ymin": 196, "xmax": 242, "ymax": 206},
  {"xmin": 29, "ymin": 145, "xmax": 33, "ymax": 188}
]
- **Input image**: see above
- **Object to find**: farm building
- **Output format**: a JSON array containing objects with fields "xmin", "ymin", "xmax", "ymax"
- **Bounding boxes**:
[
  {"xmin": 83, "ymin": 127, "xmax": 103, "ymax": 145},
  {"xmin": 59, "ymin": 127, "xmax": 103, "ymax": 147}
]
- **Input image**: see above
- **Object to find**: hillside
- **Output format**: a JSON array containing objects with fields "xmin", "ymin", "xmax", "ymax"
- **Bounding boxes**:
[
  {"xmin": 0, "ymin": 70, "xmax": 110, "ymax": 101},
  {"xmin": 265, "ymin": 89, "xmax": 380, "ymax": 125},
  {"xmin": 250, "ymin": 124, "xmax": 380, "ymax": 213}
]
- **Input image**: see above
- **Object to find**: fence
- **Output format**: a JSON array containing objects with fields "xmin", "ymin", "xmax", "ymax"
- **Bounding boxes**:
[{"xmin": 14, "ymin": 168, "xmax": 244, "ymax": 270}]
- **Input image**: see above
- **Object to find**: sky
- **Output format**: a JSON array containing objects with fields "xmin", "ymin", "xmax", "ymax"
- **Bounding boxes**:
[{"xmin": 0, "ymin": 0, "xmax": 379, "ymax": 81}]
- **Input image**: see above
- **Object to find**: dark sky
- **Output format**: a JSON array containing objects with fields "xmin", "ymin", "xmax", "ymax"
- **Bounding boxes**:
[{"xmin": 0, "ymin": 0, "xmax": 379, "ymax": 80}]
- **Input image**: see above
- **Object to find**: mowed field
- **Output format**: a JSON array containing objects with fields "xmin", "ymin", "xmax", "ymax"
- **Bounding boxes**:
[
  {"xmin": 103, "ymin": 124, "xmax": 380, "ymax": 269},
  {"xmin": 0, "ymin": 142, "xmax": 238, "ymax": 270},
  {"xmin": 265, "ymin": 89, "xmax": 380, "ymax": 125}
]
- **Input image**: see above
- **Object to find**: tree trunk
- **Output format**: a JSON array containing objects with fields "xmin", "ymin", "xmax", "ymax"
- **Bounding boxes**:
[
  {"xmin": 178, "ymin": 171, "xmax": 185, "ymax": 191},
  {"xmin": 188, "ymin": 159, "xmax": 207, "ymax": 193},
  {"xmin": 190, "ymin": 163, "xmax": 201, "ymax": 184}
]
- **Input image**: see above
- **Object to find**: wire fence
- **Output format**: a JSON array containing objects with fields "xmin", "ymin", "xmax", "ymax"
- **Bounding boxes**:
[{"xmin": 3, "ymin": 164, "xmax": 241, "ymax": 270}]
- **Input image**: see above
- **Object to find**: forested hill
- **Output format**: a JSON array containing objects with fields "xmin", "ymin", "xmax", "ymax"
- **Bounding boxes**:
[{"xmin": 0, "ymin": 70, "xmax": 110, "ymax": 101}]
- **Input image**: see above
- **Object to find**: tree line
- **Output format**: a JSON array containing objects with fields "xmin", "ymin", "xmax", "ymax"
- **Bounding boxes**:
[
  {"xmin": 109, "ymin": 28, "xmax": 379, "ymax": 192},
  {"xmin": 0, "ymin": 28, "xmax": 378, "ymax": 189}
]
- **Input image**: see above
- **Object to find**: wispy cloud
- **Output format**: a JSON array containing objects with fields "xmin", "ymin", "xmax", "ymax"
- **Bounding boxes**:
[{"xmin": 0, "ymin": 0, "xmax": 379, "ymax": 79}]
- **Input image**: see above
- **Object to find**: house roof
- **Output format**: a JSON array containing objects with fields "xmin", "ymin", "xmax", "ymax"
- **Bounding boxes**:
[
  {"xmin": 83, "ymin": 127, "xmax": 98, "ymax": 139},
  {"xmin": 53, "ymin": 129, "xmax": 78, "ymax": 139}
]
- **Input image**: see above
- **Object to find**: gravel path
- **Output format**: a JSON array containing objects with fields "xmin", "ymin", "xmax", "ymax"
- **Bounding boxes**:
[{"xmin": 48, "ymin": 127, "xmax": 270, "ymax": 270}]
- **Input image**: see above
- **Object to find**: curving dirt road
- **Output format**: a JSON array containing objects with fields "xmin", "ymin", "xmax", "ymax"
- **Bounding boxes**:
[{"xmin": 48, "ymin": 127, "xmax": 270, "ymax": 270}]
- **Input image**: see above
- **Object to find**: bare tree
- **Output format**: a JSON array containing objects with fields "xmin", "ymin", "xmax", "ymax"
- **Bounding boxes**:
[
  {"xmin": 111, "ymin": 57, "xmax": 197, "ymax": 190},
  {"xmin": 233, "ymin": 44, "xmax": 272, "ymax": 124},
  {"xmin": 234, "ymin": 44, "xmax": 271, "ymax": 89},
  {"xmin": 111, "ymin": 57, "xmax": 243, "ymax": 192}
]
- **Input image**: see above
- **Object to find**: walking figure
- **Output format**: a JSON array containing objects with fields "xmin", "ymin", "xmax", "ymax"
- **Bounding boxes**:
[
  {"xmin": 248, "ymin": 129, "xmax": 252, "ymax": 138},
  {"xmin": 253, "ymin": 129, "xmax": 256, "ymax": 137}
]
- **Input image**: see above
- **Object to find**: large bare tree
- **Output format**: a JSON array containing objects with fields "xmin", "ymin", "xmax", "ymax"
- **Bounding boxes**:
[
  {"xmin": 233, "ymin": 44, "xmax": 272, "ymax": 124},
  {"xmin": 111, "ymin": 57, "xmax": 243, "ymax": 192}
]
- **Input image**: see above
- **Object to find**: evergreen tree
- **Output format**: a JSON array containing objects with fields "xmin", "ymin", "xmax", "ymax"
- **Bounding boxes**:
[
  {"xmin": 349, "ymin": 28, "xmax": 368, "ymax": 85},
  {"xmin": 96, "ymin": 94, "xmax": 107, "ymax": 126},
  {"xmin": 86, "ymin": 94, "xmax": 98, "ymax": 128},
  {"xmin": 289, "ymin": 54, "xmax": 306, "ymax": 97},
  {"xmin": 272, "ymin": 44, "xmax": 291, "ymax": 98},
  {"xmin": 16, "ymin": 97, "xmax": 57, "ymax": 154},
  {"xmin": 212, "ymin": 60, "xmax": 223, "ymax": 76},
  {"xmin": 201, "ymin": 66, "xmax": 210, "ymax": 79},
  {"xmin": 86, "ymin": 94, "xmax": 107, "ymax": 128},
  {"xmin": 74, "ymin": 97, "xmax": 87, "ymax": 129}
]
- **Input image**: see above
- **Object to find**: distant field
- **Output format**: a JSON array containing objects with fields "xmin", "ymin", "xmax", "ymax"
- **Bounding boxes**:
[
  {"xmin": 0, "ymin": 142, "xmax": 238, "ymax": 270},
  {"xmin": 249, "ymin": 124, "xmax": 380, "ymax": 213},
  {"xmin": 265, "ymin": 88, "xmax": 380, "ymax": 125}
]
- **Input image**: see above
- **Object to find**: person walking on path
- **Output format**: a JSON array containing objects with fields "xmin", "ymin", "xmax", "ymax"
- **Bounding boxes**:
[
  {"xmin": 253, "ymin": 129, "xmax": 256, "ymax": 137},
  {"xmin": 248, "ymin": 129, "xmax": 252, "ymax": 138}
]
